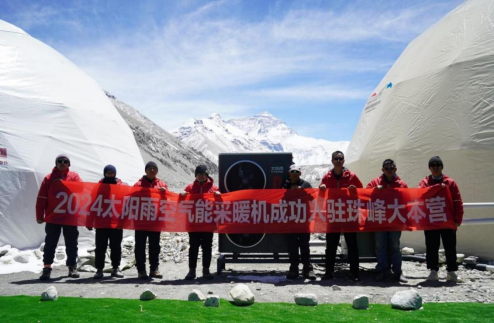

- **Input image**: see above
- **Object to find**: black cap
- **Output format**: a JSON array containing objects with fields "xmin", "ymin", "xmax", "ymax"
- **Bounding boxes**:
[
  {"xmin": 428, "ymin": 156, "xmax": 443, "ymax": 167},
  {"xmin": 195, "ymin": 164, "xmax": 208, "ymax": 175},
  {"xmin": 382, "ymin": 159, "xmax": 395, "ymax": 167},
  {"xmin": 145, "ymin": 161, "xmax": 158, "ymax": 171},
  {"xmin": 104, "ymin": 164, "xmax": 116, "ymax": 175}
]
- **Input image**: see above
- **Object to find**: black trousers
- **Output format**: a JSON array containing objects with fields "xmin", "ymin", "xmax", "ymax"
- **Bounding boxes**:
[
  {"xmin": 325, "ymin": 232, "xmax": 359, "ymax": 276},
  {"xmin": 287, "ymin": 233, "xmax": 312, "ymax": 272},
  {"xmin": 188, "ymin": 232, "xmax": 213, "ymax": 270},
  {"xmin": 43, "ymin": 223, "xmax": 79, "ymax": 266},
  {"xmin": 95, "ymin": 228, "xmax": 123, "ymax": 270},
  {"xmin": 135, "ymin": 230, "xmax": 161, "ymax": 272},
  {"xmin": 424, "ymin": 229, "xmax": 458, "ymax": 272}
]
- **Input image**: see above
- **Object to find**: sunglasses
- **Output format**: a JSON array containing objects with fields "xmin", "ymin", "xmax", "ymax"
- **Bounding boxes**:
[
  {"xmin": 196, "ymin": 173, "xmax": 207, "ymax": 176},
  {"xmin": 56, "ymin": 159, "xmax": 69, "ymax": 164},
  {"xmin": 430, "ymin": 163, "xmax": 443, "ymax": 168},
  {"xmin": 332, "ymin": 157, "xmax": 344, "ymax": 161},
  {"xmin": 290, "ymin": 170, "xmax": 301, "ymax": 174},
  {"xmin": 384, "ymin": 166, "xmax": 396, "ymax": 171}
]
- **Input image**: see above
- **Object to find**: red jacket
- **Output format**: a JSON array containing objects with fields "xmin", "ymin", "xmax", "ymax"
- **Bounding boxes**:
[
  {"xmin": 419, "ymin": 174, "xmax": 464, "ymax": 225},
  {"xmin": 36, "ymin": 167, "xmax": 82, "ymax": 221},
  {"xmin": 184, "ymin": 177, "xmax": 219, "ymax": 194},
  {"xmin": 366, "ymin": 174, "xmax": 408, "ymax": 189},
  {"xmin": 134, "ymin": 176, "xmax": 169, "ymax": 190},
  {"xmin": 320, "ymin": 168, "xmax": 363, "ymax": 189}
]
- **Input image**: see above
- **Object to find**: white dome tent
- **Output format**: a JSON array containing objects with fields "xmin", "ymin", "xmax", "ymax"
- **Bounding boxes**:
[
  {"xmin": 0, "ymin": 20, "xmax": 144, "ymax": 249},
  {"xmin": 346, "ymin": 0, "xmax": 494, "ymax": 259}
]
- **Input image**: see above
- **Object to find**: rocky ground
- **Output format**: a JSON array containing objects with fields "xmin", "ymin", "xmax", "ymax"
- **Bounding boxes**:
[{"xmin": 1, "ymin": 233, "xmax": 493, "ymax": 304}]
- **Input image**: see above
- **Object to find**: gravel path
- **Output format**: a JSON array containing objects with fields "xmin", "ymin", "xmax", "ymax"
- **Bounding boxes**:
[{"xmin": 2, "ymin": 234, "xmax": 493, "ymax": 304}]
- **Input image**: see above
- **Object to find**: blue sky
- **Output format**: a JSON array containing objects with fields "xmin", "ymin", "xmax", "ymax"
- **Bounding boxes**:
[{"xmin": 0, "ymin": 0, "xmax": 463, "ymax": 141}]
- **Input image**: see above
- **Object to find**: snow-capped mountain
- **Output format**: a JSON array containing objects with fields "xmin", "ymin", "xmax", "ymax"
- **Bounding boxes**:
[
  {"xmin": 172, "ymin": 111, "xmax": 349, "ymax": 165},
  {"xmin": 107, "ymin": 92, "xmax": 217, "ymax": 190}
]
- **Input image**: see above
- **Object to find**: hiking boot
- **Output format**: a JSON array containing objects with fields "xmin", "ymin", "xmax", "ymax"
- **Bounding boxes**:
[
  {"xmin": 303, "ymin": 270, "xmax": 317, "ymax": 280},
  {"xmin": 138, "ymin": 271, "xmax": 149, "ymax": 280},
  {"xmin": 321, "ymin": 272, "xmax": 334, "ymax": 280},
  {"xmin": 202, "ymin": 268, "xmax": 214, "ymax": 280},
  {"xmin": 395, "ymin": 273, "xmax": 408, "ymax": 283},
  {"xmin": 111, "ymin": 268, "xmax": 124, "ymax": 278},
  {"xmin": 185, "ymin": 268, "xmax": 196, "ymax": 280},
  {"xmin": 446, "ymin": 271, "xmax": 458, "ymax": 283},
  {"xmin": 375, "ymin": 271, "xmax": 386, "ymax": 281},
  {"xmin": 286, "ymin": 270, "xmax": 299, "ymax": 280},
  {"xmin": 93, "ymin": 270, "xmax": 104, "ymax": 279},
  {"xmin": 149, "ymin": 270, "xmax": 163, "ymax": 279},
  {"xmin": 39, "ymin": 267, "xmax": 52, "ymax": 280},
  {"xmin": 427, "ymin": 270, "xmax": 439, "ymax": 281},
  {"xmin": 68, "ymin": 266, "xmax": 80, "ymax": 278}
]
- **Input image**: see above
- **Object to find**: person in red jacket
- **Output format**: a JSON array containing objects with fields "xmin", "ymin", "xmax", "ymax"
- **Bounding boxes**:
[
  {"xmin": 319, "ymin": 151, "xmax": 362, "ymax": 281},
  {"xmin": 133, "ymin": 161, "xmax": 168, "ymax": 279},
  {"xmin": 87, "ymin": 165, "xmax": 126, "ymax": 279},
  {"xmin": 181, "ymin": 165, "xmax": 220, "ymax": 280},
  {"xmin": 367, "ymin": 159, "xmax": 408, "ymax": 283},
  {"xmin": 419, "ymin": 156, "xmax": 463, "ymax": 283},
  {"xmin": 36, "ymin": 154, "xmax": 82, "ymax": 280}
]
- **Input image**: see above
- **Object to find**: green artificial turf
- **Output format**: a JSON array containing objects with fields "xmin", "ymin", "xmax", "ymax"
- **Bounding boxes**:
[{"xmin": 0, "ymin": 296, "xmax": 492, "ymax": 323}]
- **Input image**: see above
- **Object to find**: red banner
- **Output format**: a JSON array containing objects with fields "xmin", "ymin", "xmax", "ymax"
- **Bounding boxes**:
[{"xmin": 44, "ymin": 181, "xmax": 456, "ymax": 233}]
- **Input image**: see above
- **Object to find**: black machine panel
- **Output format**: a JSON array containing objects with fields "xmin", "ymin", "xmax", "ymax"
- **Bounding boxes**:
[{"xmin": 218, "ymin": 153, "xmax": 293, "ymax": 253}]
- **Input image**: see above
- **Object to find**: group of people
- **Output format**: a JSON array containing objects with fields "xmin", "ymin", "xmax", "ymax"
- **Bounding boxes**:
[
  {"xmin": 35, "ymin": 151, "xmax": 463, "ymax": 284},
  {"xmin": 286, "ymin": 151, "xmax": 463, "ymax": 283},
  {"xmin": 36, "ymin": 154, "xmax": 218, "ymax": 281}
]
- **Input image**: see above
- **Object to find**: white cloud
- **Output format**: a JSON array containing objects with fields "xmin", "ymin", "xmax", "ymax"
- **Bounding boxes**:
[{"xmin": 252, "ymin": 85, "xmax": 371, "ymax": 101}]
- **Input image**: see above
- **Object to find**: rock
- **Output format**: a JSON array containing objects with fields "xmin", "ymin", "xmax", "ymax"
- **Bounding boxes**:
[
  {"xmin": 229, "ymin": 283, "xmax": 255, "ymax": 305},
  {"xmin": 332, "ymin": 285, "xmax": 342, "ymax": 291},
  {"xmin": 188, "ymin": 289, "xmax": 206, "ymax": 301},
  {"xmin": 39, "ymin": 243, "xmax": 45, "ymax": 252},
  {"xmin": 438, "ymin": 255, "xmax": 446, "ymax": 264},
  {"xmin": 391, "ymin": 289, "xmax": 422, "ymax": 310},
  {"xmin": 456, "ymin": 254, "xmax": 465, "ymax": 263},
  {"xmin": 208, "ymin": 291, "xmax": 214, "ymax": 295},
  {"xmin": 41, "ymin": 286, "xmax": 58, "ymax": 301},
  {"xmin": 294, "ymin": 293, "xmax": 318, "ymax": 306},
  {"xmin": 464, "ymin": 256, "xmax": 479, "ymax": 265},
  {"xmin": 33, "ymin": 249, "xmax": 43, "ymax": 259},
  {"xmin": 438, "ymin": 249, "xmax": 445, "ymax": 256},
  {"xmin": 353, "ymin": 294, "xmax": 369, "ymax": 309},
  {"xmin": 140, "ymin": 290, "xmax": 157, "ymax": 301},
  {"xmin": 402, "ymin": 247, "xmax": 415, "ymax": 255},
  {"xmin": 78, "ymin": 256, "xmax": 96, "ymax": 267},
  {"xmin": 14, "ymin": 254, "xmax": 30, "ymax": 263},
  {"xmin": 204, "ymin": 295, "xmax": 220, "ymax": 307},
  {"xmin": 79, "ymin": 265, "xmax": 97, "ymax": 272}
]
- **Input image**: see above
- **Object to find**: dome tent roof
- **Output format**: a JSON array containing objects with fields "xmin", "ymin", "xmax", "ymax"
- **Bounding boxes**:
[
  {"xmin": 0, "ymin": 19, "xmax": 144, "ymax": 248},
  {"xmin": 346, "ymin": 0, "xmax": 494, "ymax": 259}
]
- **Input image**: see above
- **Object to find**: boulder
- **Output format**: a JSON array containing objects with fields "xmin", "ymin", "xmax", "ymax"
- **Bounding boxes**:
[
  {"xmin": 402, "ymin": 247, "xmax": 415, "ymax": 255},
  {"xmin": 456, "ymin": 254, "xmax": 465, "ymax": 263},
  {"xmin": 41, "ymin": 286, "xmax": 58, "ymax": 301},
  {"xmin": 14, "ymin": 254, "xmax": 30, "ymax": 264},
  {"xmin": 464, "ymin": 256, "xmax": 479, "ymax": 265},
  {"xmin": 79, "ymin": 265, "xmax": 97, "ymax": 272},
  {"xmin": 391, "ymin": 289, "xmax": 422, "ymax": 310},
  {"xmin": 229, "ymin": 283, "xmax": 255, "ymax": 305},
  {"xmin": 353, "ymin": 294, "xmax": 369, "ymax": 309},
  {"xmin": 140, "ymin": 289, "xmax": 157, "ymax": 301},
  {"xmin": 294, "ymin": 293, "xmax": 318, "ymax": 306},
  {"xmin": 204, "ymin": 295, "xmax": 220, "ymax": 307},
  {"xmin": 188, "ymin": 289, "xmax": 206, "ymax": 301}
]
